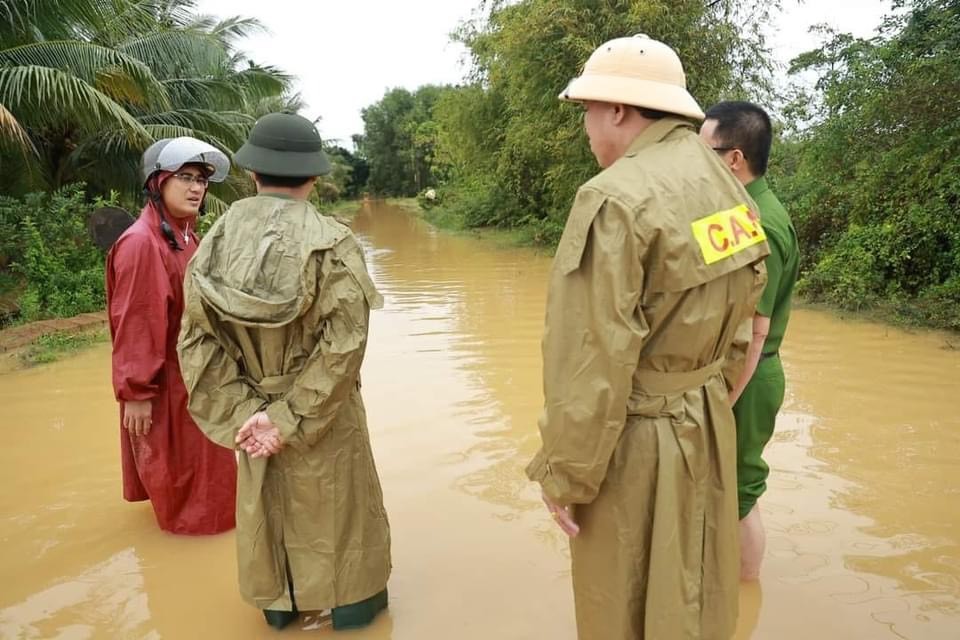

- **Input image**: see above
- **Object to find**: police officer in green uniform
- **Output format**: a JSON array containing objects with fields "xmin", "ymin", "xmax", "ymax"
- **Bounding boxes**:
[
  {"xmin": 701, "ymin": 101, "xmax": 801, "ymax": 580},
  {"xmin": 178, "ymin": 113, "xmax": 391, "ymax": 631},
  {"xmin": 526, "ymin": 36, "xmax": 769, "ymax": 639}
]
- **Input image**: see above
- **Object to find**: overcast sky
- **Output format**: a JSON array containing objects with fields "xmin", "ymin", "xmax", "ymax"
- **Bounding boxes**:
[{"xmin": 195, "ymin": 0, "xmax": 893, "ymax": 146}]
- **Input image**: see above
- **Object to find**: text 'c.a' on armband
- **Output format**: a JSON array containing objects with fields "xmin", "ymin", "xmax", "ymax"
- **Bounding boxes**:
[{"xmin": 691, "ymin": 204, "xmax": 766, "ymax": 265}]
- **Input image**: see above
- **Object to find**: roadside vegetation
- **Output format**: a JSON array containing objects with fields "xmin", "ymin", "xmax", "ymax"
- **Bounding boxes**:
[
  {"xmin": 2, "ymin": 0, "xmax": 956, "ymax": 331},
  {"xmin": 355, "ymin": 0, "xmax": 959, "ymax": 331}
]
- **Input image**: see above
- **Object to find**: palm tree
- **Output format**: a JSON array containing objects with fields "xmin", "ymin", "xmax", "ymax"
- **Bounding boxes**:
[{"xmin": 0, "ymin": 0, "xmax": 294, "ymax": 204}]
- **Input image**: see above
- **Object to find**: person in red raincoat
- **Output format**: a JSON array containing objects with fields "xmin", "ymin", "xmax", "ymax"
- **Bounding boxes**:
[{"xmin": 106, "ymin": 137, "xmax": 237, "ymax": 535}]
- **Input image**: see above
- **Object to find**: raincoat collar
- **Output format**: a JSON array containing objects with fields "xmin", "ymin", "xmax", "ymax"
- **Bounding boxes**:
[
  {"xmin": 257, "ymin": 191, "xmax": 297, "ymax": 201},
  {"xmin": 623, "ymin": 117, "xmax": 695, "ymax": 158},
  {"xmin": 138, "ymin": 200, "xmax": 196, "ymax": 243}
]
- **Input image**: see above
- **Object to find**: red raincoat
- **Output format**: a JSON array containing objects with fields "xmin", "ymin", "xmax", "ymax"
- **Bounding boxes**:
[{"xmin": 106, "ymin": 201, "xmax": 236, "ymax": 534}]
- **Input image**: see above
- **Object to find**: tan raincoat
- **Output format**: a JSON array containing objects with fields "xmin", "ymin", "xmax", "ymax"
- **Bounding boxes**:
[
  {"xmin": 527, "ymin": 118, "xmax": 769, "ymax": 640},
  {"xmin": 177, "ymin": 195, "xmax": 391, "ymax": 612}
]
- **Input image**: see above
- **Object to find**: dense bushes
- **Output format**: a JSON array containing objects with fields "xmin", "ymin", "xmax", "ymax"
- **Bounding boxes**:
[
  {"xmin": 773, "ymin": 0, "xmax": 960, "ymax": 329},
  {"xmin": 355, "ymin": 0, "xmax": 960, "ymax": 331},
  {"xmin": 428, "ymin": 0, "xmax": 773, "ymax": 241},
  {"xmin": 0, "ymin": 185, "xmax": 111, "ymax": 321},
  {"xmin": 360, "ymin": 0, "xmax": 774, "ymax": 244}
]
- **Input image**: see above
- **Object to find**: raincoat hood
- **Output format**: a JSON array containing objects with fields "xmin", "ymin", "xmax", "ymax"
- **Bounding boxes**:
[{"xmin": 188, "ymin": 195, "xmax": 356, "ymax": 328}]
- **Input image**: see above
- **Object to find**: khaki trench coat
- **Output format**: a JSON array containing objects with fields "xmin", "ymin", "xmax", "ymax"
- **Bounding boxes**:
[
  {"xmin": 527, "ymin": 119, "xmax": 769, "ymax": 640},
  {"xmin": 178, "ymin": 195, "xmax": 391, "ymax": 612}
]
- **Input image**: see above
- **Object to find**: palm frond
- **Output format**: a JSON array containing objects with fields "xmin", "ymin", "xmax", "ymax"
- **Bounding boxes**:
[
  {"xmin": 142, "ymin": 123, "xmax": 229, "ymax": 147},
  {"xmin": 65, "ymin": 120, "xmax": 237, "ymax": 198},
  {"xmin": 119, "ymin": 29, "xmax": 230, "ymax": 79},
  {"xmin": 234, "ymin": 65, "xmax": 291, "ymax": 101},
  {"xmin": 0, "ymin": 40, "xmax": 169, "ymax": 108},
  {"xmin": 0, "ymin": 64, "xmax": 151, "ymax": 143},
  {"xmin": 142, "ymin": 108, "xmax": 253, "ymax": 147},
  {"xmin": 246, "ymin": 92, "xmax": 306, "ymax": 118},
  {"xmin": 161, "ymin": 76, "xmax": 246, "ymax": 110},
  {"xmin": 94, "ymin": 0, "xmax": 185, "ymax": 45},
  {"xmin": 72, "ymin": 121, "xmax": 232, "ymax": 159},
  {"xmin": 0, "ymin": 0, "xmax": 111, "ymax": 43},
  {"xmin": 0, "ymin": 0, "xmax": 35, "ymax": 41},
  {"xmin": 202, "ymin": 191, "xmax": 229, "ymax": 216},
  {"xmin": 208, "ymin": 16, "xmax": 267, "ymax": 45},
  {"xmin": 185, "ymin": 14, "xmax": 218, "ymax": 32},
  {"xmin": 0, "ymin": 0, "xmax": 291, "ymax": 201},
  {"xmin": 0, "ymin": 138, "xmax": 44, "ymax": 194},
  {"xmin": 0, "ymin": 101, "xmax": 39, "ymax": 156}
]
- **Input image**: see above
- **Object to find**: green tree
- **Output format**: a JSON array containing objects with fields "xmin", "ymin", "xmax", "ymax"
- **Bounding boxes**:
[
  {"xmin": 0, "ymin": 0, "xmax": 298, "ymax": 321},
  {"xmin": 428, "ymin": 0, "xmax": 778, "ymax": 243},
  {"xmin": 0, "ymin": 0, "xmax": 292, "ymax": 205},
  {"xmin": 360, "ymin": 85, "xmax": 449, "ymax": 196},
  {"xmin": 774, "ymin": 0, "xmax": 960, "ymax": 328},
  {"xmin": 326, "ymin": 145, "xmax": 368, "ymax": 198}
]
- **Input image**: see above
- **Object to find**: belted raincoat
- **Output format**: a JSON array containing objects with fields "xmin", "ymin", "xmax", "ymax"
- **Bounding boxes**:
[
  {"xmin": 177, "ymin": 195, "xmax": 391, "ymax": 612},
  {"xmin": 527, "ymin": 118, "xmax": 769, "ymax": 640}
]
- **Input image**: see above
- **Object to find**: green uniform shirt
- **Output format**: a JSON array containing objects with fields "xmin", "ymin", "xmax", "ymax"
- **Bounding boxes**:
[{"xmin": 746, "ymin": 176, "xmax": 799, "ymax": 353}]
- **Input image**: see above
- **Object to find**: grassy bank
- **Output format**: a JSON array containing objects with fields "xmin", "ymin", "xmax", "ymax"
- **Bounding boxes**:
[
  {"xmin": 326, "ymin": 198, "xmax": 417, "ymax": 220},
  {"xmin": 793, "ymin": 298, "xmax": 960, "ymax": 342},
  {"xmin": 324, "ymin": 199, "xmax": 363, "ymax": 218},
  {"xmin": 20, "ymin": 328, "xmax": 108, "ymax": 366},
  {"xmin": 385, "ymin": 197, "xmax": 420, "ymax": 214},
  {"xmin": 418, "ymin": 201, "xmax": 558, "ymax": 253},
  {"xmin": 0, "ymin": 327, "xmax": 109, "ymax": 374}
]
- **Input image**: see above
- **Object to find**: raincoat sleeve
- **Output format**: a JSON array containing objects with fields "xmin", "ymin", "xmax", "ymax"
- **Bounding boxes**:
[
  {"xmin": 108, "ymin": 234, "xmax": 171, "ymax": 402},
  {"xmin": 177, "ymin": 274, "xmax": 268, "ymax": 449},
  {"xmin": 721, "ymin": 261, "xmax": 767, "ymax": 393},
  {"xmin": 262, "ymin": 239, "xmax": 374, "ymax": 443},
  {"xmin": 526, "ymin": 189, "xmax": 650, "ymax": 505},
  {"xmin": 722, "ymin": 316, "xmax": 753, "ymax": 393}
]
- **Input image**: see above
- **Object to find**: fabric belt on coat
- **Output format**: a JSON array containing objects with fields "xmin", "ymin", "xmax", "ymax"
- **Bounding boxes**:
[
  {"xmin": 631, "ymin": 357, "xmax": 727, "ymax": 396},
  {"xmin": 247, "ymin": 373, "xmax": 297, "ymax": 397}
]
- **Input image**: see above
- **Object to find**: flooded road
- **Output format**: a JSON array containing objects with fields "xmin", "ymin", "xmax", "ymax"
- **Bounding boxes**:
[{"xmin": 1, "ymin": 201, "xmax": 958, "ymax": 639}]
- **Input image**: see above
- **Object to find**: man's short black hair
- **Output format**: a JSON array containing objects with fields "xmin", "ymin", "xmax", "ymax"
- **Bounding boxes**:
[
  {"xmin": 703, "ymin": 101, "xmax": 772, "ymax": 177},
  {"xmin": 254, "ymin": 173, "xmax": 314, "ymax": 188},
  {"xmin": 632, "ymin": 105, "xmax": 673, "ymax": 120}
]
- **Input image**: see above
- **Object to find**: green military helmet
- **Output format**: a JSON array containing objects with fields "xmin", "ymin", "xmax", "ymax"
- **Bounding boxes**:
[{"xmin": 235, "ymin": 112, "xmax": 332, "ymax": 177}]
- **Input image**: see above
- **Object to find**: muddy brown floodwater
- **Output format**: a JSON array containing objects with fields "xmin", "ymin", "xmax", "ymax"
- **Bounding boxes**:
[{"xmin": 1, "ymin": 201, "xmax": 958, "ymax": 639}]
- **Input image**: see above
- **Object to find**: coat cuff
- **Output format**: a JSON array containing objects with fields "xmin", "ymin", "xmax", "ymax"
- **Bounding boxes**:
[
  {"xmin": 265, "ymin": 400, "xmax": 300, "ymax": 441},
  {"xmin": 116, "ymin": 388, "xmax": 157, "ymax": 402},
  {"xmin": 526, "ymin": 449, "xmax": 549, "ymax": 482},
  {"xmin": 526, "ymin": 449, "xmax": 570, "ymax": 505}
]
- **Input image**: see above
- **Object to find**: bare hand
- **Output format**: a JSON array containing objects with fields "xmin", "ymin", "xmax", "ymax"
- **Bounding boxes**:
[
  {"xmin": 236, "ymin": 411, "xmax": 283, "ymax": 458},
  {"xmin": 542, "ymin": 492, "xmax": 580, "ymax": 538},
  {"xmin": 123, "ymin": 400, "xmax": 153, "ymax": 437}
]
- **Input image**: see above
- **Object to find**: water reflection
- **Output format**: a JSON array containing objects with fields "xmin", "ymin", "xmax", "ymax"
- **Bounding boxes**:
[
  {"xmin": 353, "ymin": 206, "xmax": 553, "ymax": 520},
  {"xmin": 752, "ymin": 313, "xmax": 960, "ymax": 639},
  {"xmin": 351, "ymin": 204, "xmax": 578, "ymax": 638},
  {"xmin": 0, "ymin": 549, "xmax": 153, "ymax": 639}
]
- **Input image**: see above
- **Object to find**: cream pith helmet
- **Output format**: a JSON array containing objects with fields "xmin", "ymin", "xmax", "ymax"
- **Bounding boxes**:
[{"xmin": 559, "ymin": 34, "xmax": 705, "ymax": 121}]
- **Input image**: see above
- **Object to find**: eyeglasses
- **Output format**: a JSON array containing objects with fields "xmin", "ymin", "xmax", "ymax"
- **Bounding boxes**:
[
  {"xmin": 172, "ymin": 172, "xmax": 209, "ymax": 187},
  {"xmin": 711, "ymin": 147, "xmax": 737, "ymax": 153}
]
